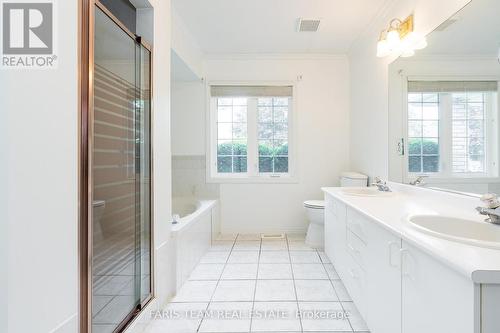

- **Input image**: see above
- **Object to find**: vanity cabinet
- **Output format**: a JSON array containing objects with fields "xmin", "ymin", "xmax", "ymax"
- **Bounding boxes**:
[
  {"xmin": 325, "ymin": 195, "xmax": 347, "ymax": 276},
  {"xmin": 342, "ymin": 207, "xmax": 401, "ymax": 333},
  {"xmin": 481, "ymin": 285, "xmax": 500, "ymax": 332},
  {"xmin": 324, "ymin": 193, "xmax": 479, "ymax": 333},
  {"xmin": 401, "ymin": 240, "xmax": 475, "ymax": 333},
  {"xmin": 362, "ymin": 211, "xmax": 401, "ymax": 333}
]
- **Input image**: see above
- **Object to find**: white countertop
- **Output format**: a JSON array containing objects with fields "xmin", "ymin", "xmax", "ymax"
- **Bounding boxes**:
[{"xmin": 322, "ymin": 182, "xmax": 500, "ymax": 284}]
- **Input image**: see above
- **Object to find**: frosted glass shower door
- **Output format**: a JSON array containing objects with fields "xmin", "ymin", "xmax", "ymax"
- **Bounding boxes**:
[{"xmin": 91, "ymin": 4, "xmax": 152, "ymax": 332}]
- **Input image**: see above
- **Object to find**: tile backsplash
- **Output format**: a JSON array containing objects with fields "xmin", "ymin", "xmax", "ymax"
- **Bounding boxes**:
[{"xmin": 172, "ymin": 155, "xmax": 219, "ymax": 198}]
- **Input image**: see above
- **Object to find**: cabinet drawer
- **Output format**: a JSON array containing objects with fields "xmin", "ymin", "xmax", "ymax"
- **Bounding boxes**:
[
  {"xmin": 324, "ymin": 208, "xmax": 335, "ymax": 262},
  {"xmin": 346, "ymin": 230, "xmax": 366, "ymax": 269},
  {"xmin": 325, "ymin": 195, "xmax": 337, "ymax": 215},
  {"xmin": 343, "ymin": 253, "xmax": 366, "ymax": 316},
  {"xmin": 346, "ymin": 208, "xmax": 367, "ymax": 243},
  {"xmin": 325, "ymin": 195, "xmax": 346, "ymax": 218}
]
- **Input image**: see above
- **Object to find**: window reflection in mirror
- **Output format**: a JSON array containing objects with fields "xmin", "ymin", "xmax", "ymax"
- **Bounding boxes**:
[{"xmin": 388, "ymin": 0, "xmax": 500, "ymax": 195}]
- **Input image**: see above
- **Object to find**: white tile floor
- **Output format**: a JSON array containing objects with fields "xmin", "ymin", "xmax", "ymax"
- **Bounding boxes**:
[{"xmin": 146, "ymin": 234, "xmax": 369, "ymax": 333}]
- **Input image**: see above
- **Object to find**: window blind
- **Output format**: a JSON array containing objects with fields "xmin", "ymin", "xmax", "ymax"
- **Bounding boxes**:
[
  {"xmin": 408, "ymin": 81, "xmax": 498, "ymax": 93},
  {"xmin": 210, "ymin": 85, "xmax": 293, "ymax": 97}
]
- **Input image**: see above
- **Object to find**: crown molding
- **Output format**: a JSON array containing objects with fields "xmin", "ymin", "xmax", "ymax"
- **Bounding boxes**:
[
  {"xmin": 203, "ymin": 53, "xmax": 348, "ymax": 61},
  {"xmin": 396, "ymin": 53, "xmax": 498, "ymax": 62}
]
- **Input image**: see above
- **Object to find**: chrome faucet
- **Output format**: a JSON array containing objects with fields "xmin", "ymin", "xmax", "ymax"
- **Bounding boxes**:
[
  {"xmin": 476, "ymin": 194, "xmax": 500, "ymax": 225},
  {"xmin": 371, "ymin": 177, "xmax": 392, "ymax": 192},
  {"xmin": 172, "ymin": 214, "xmax": 181, "ymax": 225},
  {"xmin": 409, "ymin": 175, "xmax": 428, "ymax": 186}
]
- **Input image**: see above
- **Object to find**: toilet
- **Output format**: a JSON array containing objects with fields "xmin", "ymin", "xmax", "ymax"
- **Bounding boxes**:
[{"xmin": 304, "ymin": 172, "xmax": 368, "ymax": 248}]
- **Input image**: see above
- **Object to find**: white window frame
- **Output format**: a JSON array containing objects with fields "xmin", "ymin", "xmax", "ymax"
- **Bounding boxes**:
[
  {"xmin": 402, "ymin": 75, "xmax": 500, "ymax": 184},
  {"xmin": 205, "ymin": 81, "xmax": 298, "ymax": 184}
]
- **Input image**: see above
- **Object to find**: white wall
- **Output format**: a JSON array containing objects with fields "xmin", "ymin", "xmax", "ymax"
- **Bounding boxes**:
[
  {"xmin": 1, "ymin": 0, "xmax": 173, "ymax": 332},
  {"xmin": 3, "ymin": 0, "xmax": 79, "ymax": 332},
  {"xmin": 171, "ymin": 81, "xmax": 206, "ymax": 156},
  {"xmin": 204, "ymin": 55, "xmax": 350, "ymax": 233},
  {"xmin": 349, "ymin": 0, "xmax": 471, "ymax": 181},
  {"xmin": 0, "ymin": 107, "xmax": 5, "ymax": 333},
  {"xmin": 171, "ymin": 7, "xmax": 204, "ymax": 79},
  {"xmin": 149, "ymin": 0, "xmax": 174, "ymax": 310},
  {"xmin": 0, "ymin": 49, "xmax": 7, "ymax": 333},
  {"xmin": 170, "ymin": 82, "xmax": 219, "ymax": 202}
]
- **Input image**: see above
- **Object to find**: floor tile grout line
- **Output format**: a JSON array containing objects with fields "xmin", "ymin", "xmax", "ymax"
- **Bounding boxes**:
[
  {"xmin": 196, "ymin": 233, "xmax": 238, "ymax": 332},
  {"xmin": 170, "ymin": 299, "xmax": 357, "ymax": 304},
  {"xmin": 286, "ymin": 234, "xmax": 304, "ymax": 333},
  {"xmin": 91, "ymin": 294, "xmax": 118, "ymax": 320},
  {"xmin": 323, "ymin": 259, "xmax": 355, "ymax": 333},
  {"xmin": 318, "ymin": 252, "xmax": 331, "ymax": 280},
  {"xmin": 93, "ymin": 272, "xmax": 144, "ymax": 320},
  {"xmin": 248, "ymin": 237, "xmax": 263, "ymax": 332},
  {"xmin": 156, "ymin": 235, "xmax": 366, "ymax": 333}
]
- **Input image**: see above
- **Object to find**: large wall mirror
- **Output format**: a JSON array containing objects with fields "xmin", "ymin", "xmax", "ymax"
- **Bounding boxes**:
[{"xmin": 388, "ymin": 0, "xmax": 500, "ymax": 195}]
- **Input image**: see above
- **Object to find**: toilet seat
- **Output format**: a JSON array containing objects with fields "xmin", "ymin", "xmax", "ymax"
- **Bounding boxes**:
[{"xmin": 304, "ymin": 200, "xmax": 325, "ymax": 209}]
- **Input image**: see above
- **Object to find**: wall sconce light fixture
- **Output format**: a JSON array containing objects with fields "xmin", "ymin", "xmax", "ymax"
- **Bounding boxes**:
[{"xmin": 376, "ymin": 15, "xmax": 427, "ymax": 58}]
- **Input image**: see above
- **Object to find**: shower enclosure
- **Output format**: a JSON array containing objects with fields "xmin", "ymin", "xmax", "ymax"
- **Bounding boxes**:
[{"xmin": 81, "ymin": 1, "xmax": 153, "ymax": 332}]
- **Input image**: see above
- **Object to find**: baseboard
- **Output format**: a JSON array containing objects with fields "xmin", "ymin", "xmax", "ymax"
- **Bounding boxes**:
[{"xmin": 220, "ymin": 226, "xmax": 307, "ymax": 235}]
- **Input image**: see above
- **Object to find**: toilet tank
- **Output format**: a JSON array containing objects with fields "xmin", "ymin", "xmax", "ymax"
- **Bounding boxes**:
[{"xmin": 340, "ymin": 172, "xmax": 368, "ymax": 187}]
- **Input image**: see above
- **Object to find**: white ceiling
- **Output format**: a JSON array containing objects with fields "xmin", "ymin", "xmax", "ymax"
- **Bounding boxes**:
[
  {"xmin": 418, "ymin": 0, "xmax": 500, "ymax": 56},
  {"xmin": 172, "ymin": 0, "xmax": 389, "ymax": 54}
]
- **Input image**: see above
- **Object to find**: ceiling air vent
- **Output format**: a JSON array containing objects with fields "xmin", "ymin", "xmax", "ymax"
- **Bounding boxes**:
[{"xmin": 297, "ymin": 18, "xmax": 321, "ymax": 32}]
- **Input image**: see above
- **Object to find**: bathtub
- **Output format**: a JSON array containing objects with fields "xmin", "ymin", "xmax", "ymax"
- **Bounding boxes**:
[{"xmin": 171, "ymin": 197, "xmax": 219, "ymax": 291}]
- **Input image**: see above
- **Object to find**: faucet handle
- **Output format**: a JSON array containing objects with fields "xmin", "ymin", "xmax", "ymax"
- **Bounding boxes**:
[
  {"xmin": 373, "ymin": 176, "xmax": 383, "ymax": 184},
  {"xmin": 480, "ymin": 193, "xmax": 500, "ymax": 209},
  {"xmin": 409, "ymin": 175, "xmax": 428, "ymax": 186}
]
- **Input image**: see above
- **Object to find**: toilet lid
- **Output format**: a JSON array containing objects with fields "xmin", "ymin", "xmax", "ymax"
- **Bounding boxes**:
[{"xmin": 304, "ymin": 200, "xmax": 325, "ymax": 209}]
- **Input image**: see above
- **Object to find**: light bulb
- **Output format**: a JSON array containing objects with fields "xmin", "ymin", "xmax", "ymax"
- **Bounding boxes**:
[
  {"xmin": 413, "ymin": 36, "xmax": 427, "ymax": 50},
  {"xmin": 386, "ymin": 29, "xmax": 401, "ymax": 51},
  {"xmin": 399, "ymin": 37, "xmax": 415, "ymax": 57},
  {"xmin": 405, "ymin": 32, "xmax": 428, "ymax": 50},
  {"xmin": 401, "ymin": 48, "xmax": 415, "ymax": 57},
  {"xmin": 377, "ymin": 39, "xmax": 390, "ymax": 57}
]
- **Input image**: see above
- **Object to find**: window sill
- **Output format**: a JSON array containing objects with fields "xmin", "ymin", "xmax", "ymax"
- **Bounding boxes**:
[
  {"xmin": 206, "ymin": 175, "xmax": 299, "ymax": 184},
  {"xmin": 407, "ymin": 176, "xmax": 500, "ymax": 184}
]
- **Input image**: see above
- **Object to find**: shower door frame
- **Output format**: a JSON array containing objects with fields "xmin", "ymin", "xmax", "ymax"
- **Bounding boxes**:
[{"xmin": 79, "ymin": 1, "xmax": 154, "ymax": 332}]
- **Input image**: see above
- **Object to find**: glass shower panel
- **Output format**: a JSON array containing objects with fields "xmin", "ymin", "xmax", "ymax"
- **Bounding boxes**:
[
  {"xmin": 137, "ymin": 44, "xmax": 152, "ymax": 304},
  {"xmin": 92, "ymin": 6, "xmax": 145, "ymax": 332}
]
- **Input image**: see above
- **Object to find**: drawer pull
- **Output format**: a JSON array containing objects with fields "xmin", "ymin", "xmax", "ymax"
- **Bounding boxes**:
[
  {"xmin": 388, "ymin": 241, "xmax": 400, "ymax": 268},
  {"xmin": 400, "ymin": 248, "xmax": 415, "ymax": 281},
  {"xmin": 348, "ymin": 222, "xmax": 365, "ymax": 241}
]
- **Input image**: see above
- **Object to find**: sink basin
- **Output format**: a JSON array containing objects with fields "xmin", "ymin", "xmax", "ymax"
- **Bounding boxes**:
[
  {"xmin": 408, "ymin": 215, "xmax": 500, "ymax": 249},
  {"xmin": 341, "ymin": 187, "xmax": 394, "ymax": 197}
]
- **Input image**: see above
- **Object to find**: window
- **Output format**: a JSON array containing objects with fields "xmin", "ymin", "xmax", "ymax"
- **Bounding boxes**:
[
  {"xmin": 257, "ymin": 97, "xmax": 289, "ymax": 173},
  {"xmin": 408, "ymin": 93, "xmax": 440, "ymax": 173},
  {"xmin": 216, "ymin": 97, "xmax": 248, "ymax": 173},
  {"xmin": 406, "ymin": 81, "xmax": 499, "ymax": 178},
  {"xmin": 452, "ymin": 93, "xmax": 486, "ymax": 173},
  {"xmin": 209, "ymin": 85, "xmax": 294, "ymax": 182}
]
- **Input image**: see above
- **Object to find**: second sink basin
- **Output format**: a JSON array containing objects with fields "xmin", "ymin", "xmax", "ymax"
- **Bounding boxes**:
[{"xmin": 408, "ymin": 215, "xmax": 500, "ymax": 249}]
